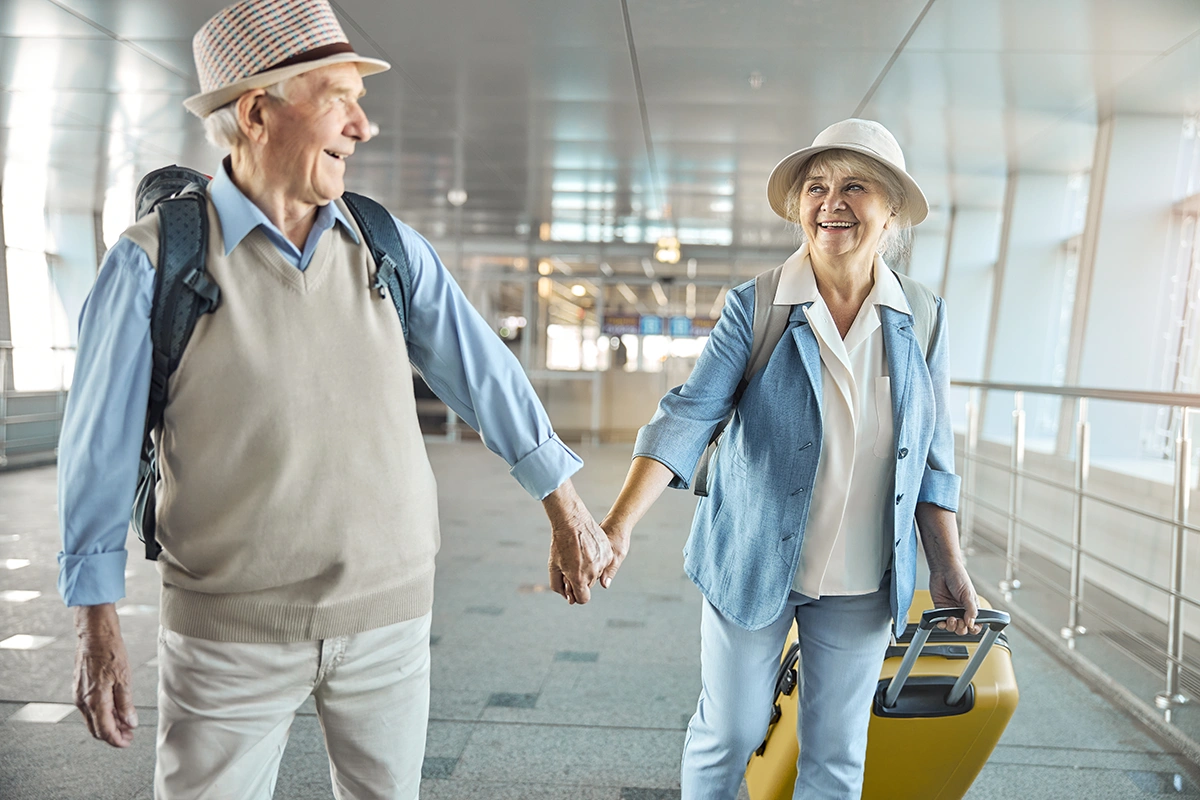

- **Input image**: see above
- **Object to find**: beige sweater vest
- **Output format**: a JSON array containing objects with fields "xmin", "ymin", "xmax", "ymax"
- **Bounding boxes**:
[{"xmin": 123, "ymin": 196, "xmax": 439, "ymax": 642}]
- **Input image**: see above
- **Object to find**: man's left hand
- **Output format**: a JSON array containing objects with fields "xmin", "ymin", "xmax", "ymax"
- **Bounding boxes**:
[
  {"xmin": 543, "ymin": 479, "xmax": 613, "ymax": 604},
  {"xmin": 928, "ymin": 561, "xmax": 982, "ymax": 635}
]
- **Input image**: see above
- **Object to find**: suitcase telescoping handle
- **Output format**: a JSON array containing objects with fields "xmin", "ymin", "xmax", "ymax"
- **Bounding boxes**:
[{"xmin": 883, "ymin": 608, "xmax": 1011, "ymax": 709}]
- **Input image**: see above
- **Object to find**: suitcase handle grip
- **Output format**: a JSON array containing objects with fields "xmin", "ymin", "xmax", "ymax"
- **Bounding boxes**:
[
  {"xmin": 919, "ymin": 607, "xmax": 1010, "ymax": 632},
  {"xmin": 883, "ymin": 609, "xmax": 1011, "ymax": 709}
]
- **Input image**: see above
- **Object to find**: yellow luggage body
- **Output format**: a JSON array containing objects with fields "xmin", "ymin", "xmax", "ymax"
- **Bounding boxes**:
[{"xmin": 745, "ymin": 591, "xmax": 1019, "ymax": 800}]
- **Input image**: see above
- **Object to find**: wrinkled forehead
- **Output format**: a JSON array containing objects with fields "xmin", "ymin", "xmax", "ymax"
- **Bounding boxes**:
[{"xmin": 290, "ymin": 62, "xmax": 367, "ymax": 100}]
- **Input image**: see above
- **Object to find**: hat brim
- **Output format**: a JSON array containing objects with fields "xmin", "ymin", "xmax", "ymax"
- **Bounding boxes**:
[
  {"xmin": 766, "ymin": 143, "xmax": 929, "ymax": 226},
  {"xmin": 184, "ymin": 52, "xmax": 391, "ymax": 118}
]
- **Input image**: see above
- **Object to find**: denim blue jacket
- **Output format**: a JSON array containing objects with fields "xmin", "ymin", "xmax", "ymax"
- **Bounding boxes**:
[{"xmin": 634, "ymin": 276, "xmax": 960, "ymax": 632}]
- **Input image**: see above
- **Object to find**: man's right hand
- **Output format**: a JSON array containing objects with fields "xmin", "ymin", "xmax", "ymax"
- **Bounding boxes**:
[{"xmin": 73, "ymin": 604, "xmax": 138, "ymax": 747}]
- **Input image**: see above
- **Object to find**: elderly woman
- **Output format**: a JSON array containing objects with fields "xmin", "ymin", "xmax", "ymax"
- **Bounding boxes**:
[{"xmin": 596, "ymin": 119, "xmax": 980, "ymax": 799}]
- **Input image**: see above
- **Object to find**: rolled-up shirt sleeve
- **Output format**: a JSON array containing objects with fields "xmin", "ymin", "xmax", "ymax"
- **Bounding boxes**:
[
  {"xmin": 633, "ymin": 283, "xmax": 753, "ymax": 489},
  {"xmin": 396, "ymin": 218, "xmax": 581, "ymax": 500},
  {"xmin": 57, "ymin": 237, "xmax": 154, "ymax": 606},
  {"xmin": 917, "ymin": 297, "xmax": 961, "ymax": 511}
]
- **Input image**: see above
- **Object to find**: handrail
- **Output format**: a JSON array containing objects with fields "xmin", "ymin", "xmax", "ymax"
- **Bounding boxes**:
[
  {"xmin": 955, "ymin": 380, "xmax": 1200, "ymax": 723},
  {"xmin": 964, "ymin": 451, "xmax": 1200, "ymax": 536},
  {"xmin": 951, "ymin": 379, "xmax": 1200, "ymax": 408}
]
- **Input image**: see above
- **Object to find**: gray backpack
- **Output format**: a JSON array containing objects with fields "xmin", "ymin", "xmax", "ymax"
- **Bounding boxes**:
[{"xmin": 692, "ymin": 266, "xmax": 937, "ymax": 497}]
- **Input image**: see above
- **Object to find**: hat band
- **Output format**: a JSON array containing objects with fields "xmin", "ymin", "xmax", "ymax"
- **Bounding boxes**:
[{"xmin": 254, "ymin": 41, "xmax": 356, "ymax": 76}]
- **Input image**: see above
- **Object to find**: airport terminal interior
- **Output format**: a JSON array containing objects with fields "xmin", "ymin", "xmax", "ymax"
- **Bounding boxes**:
[{"xmin": 3, "ymin": 0, "xmax": 1200, "ymax": 797}]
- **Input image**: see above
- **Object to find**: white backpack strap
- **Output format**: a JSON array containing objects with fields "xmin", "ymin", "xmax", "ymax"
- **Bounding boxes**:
[
  {"xmin": 892, "ymin": 270, "xmax": 937, "ymax": 360},
  {"xmin": 745, "ymin": 263, "xmax": 792, "ymax": 381}
]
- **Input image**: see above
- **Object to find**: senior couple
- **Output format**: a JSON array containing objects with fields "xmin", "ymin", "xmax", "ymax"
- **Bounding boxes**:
[{"xmin": 58, "ymin": 1, "xmax": 978, "ymax": 798}]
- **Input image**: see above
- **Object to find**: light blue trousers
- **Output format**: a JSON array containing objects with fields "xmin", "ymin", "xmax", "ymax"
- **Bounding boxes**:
[{"xmin": 681, "ymin": 588, "xmax": 893, "ymax": 800}]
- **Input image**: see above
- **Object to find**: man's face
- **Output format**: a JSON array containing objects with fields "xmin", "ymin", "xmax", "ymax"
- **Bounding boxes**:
[{"xmin": 262, "ymin": 63, "xmax": 372, "ymax": 205}]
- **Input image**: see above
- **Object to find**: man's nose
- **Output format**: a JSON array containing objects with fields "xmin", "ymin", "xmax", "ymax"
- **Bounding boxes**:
[{"xmin": 348, "ymin": 104, "xmax": 372, "ymax": 143}]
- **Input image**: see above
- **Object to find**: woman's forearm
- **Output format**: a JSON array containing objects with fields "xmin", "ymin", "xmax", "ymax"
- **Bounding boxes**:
[
  {"xmin": 600, "ymin": 456, "xmax": 677, "ymax": 532},
  {"xmin": 915, "ymin": 502, "xmax": 964, "ymax": 570}
]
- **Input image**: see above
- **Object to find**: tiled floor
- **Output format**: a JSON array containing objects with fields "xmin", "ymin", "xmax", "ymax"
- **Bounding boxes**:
[{"xmin": 2, "ymin": 441, "xmax": 1198, "ymax": 798}]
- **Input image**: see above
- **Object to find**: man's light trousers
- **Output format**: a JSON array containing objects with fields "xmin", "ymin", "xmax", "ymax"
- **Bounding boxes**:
[{"xmin": 154, "ymin": 613, "xmax": 432, "ymax": 800}]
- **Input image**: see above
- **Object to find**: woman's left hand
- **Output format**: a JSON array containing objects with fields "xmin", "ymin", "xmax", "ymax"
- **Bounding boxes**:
[{"xmin": 928, "ymin": 561, "xmax": 981, "ymax": 635}]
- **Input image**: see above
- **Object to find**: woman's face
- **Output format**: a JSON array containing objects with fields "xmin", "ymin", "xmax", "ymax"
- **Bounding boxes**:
[{"xmin": 796, "ymin": 165, "xmax": 895, "ymax": 264}]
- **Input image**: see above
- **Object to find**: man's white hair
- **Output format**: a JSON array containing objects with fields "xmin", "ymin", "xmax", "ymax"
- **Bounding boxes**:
[{"xmin": 202, "ymin": 78, "xmax": 295, "ymax": 151}]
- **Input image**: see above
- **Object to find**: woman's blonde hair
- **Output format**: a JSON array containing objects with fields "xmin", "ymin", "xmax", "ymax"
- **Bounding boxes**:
[{"xmin": 783, "ymin": 148, "xmax": 913, "ymax": 266}]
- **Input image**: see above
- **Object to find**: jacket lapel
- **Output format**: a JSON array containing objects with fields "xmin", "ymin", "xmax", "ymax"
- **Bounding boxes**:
[
  {"xmin": 881, "ymin": 306, "xmax": 917, "ymax": 440},
  {"xmin": 789, "ymin": 302, "xmax": 823, "ymax": 412}
]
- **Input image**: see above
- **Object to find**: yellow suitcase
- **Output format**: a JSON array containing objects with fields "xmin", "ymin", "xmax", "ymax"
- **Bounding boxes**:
[{"xmin": 745, "ymin": 591, "xmax": 1018, "ymax": 800}]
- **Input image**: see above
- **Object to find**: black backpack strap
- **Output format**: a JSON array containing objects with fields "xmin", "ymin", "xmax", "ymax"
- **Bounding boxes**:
[
  {"xmin": 342, "ymin": 192, "xmax": 412, "ymax": 338},
  {"xmin": 133, "ymin": 189, "xmax": 219, "ymax": 560}
]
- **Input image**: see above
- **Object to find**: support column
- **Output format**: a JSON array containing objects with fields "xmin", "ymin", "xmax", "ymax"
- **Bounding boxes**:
[
  {"xmin": 977, "ymin": 172, "xmax": 1019, "ymax": 433},
  {"xmin": 938, "ymin": 206, "xmax": 957, "ymax": 299},
  {"xmin": 1056, "ymin": 118, "xmax": 1113, "ymax": 456},
  {"xmin": 0, "ymin": 180, "xmax": 12, "ymax": 393},
  {"xmin": 1071, "ymin": 115, "xmax": 1184, "ymax": 460}
]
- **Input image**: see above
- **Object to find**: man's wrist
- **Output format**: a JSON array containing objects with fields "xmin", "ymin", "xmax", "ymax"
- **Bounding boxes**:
[
  {"xmin": 74, "ymin": 603, "xmax": 119, "ymax": 638},
  {"xmin": 542, "ymin": 479, "xmax": 587, "ymax": 524}
]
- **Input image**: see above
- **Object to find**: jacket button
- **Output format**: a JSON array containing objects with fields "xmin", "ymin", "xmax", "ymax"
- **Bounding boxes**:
[
  {"xmin": 898, "ymin": 447, "xmax": 909, "ymax": 459},
  {"xmin": 895, "ymin": 494, "xmax": 903, "ymax": 505}
]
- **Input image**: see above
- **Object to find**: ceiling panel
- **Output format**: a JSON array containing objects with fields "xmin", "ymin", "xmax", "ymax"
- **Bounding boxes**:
[
  {"xmin": 908, "ymin": 0, "xmax": 1200, "ymax": 54},
  {"xmin": 0, "ymin": 0, "xmax": 1195, "ymax": 266}
]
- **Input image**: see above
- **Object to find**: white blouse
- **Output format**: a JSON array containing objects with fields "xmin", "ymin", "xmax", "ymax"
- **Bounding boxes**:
[{"xmin": 774, "ymin": 245, "xmax": 911, "ymax": 597}]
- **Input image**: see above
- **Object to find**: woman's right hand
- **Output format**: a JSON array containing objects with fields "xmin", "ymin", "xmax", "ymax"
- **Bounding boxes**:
[{"xmin": 598, "ymin": 517, "xmax": 632, "ymax": 589}]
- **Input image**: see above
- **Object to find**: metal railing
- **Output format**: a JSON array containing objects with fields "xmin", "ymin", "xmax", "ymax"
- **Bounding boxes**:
[
  {"xmin": 954, "ymin": 379, "xmax": 1200, "ymax": 723},
  {"xmin": 0, "ymin": 342, "xmax": 71, "ymax": 467}
]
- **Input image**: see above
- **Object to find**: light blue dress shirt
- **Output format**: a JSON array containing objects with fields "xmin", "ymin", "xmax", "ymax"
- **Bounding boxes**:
[{"xmin": 57, "ymin": 165, "xmax": 582, "ymax": 607}]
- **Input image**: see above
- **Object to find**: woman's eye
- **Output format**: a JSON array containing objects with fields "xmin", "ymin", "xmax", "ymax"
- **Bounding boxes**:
[{"xmin": 846, "ymin": 183, "xmax": 864, "ymax": 191}]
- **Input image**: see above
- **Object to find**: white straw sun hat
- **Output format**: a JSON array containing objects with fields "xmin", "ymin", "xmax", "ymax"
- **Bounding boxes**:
[
  {"xmin": 765, "ymin": 118, "xmax": 929, "ymax": 226},
  {"xmin": 184, "ymin": 0, "xmax": 390, "ymax": 118}
]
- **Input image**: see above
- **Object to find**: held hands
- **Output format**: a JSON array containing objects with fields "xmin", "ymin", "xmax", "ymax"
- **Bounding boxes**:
[
  {"xmin": 544, "ymin": 479, "xmax": 614, "ymax": 604},
  {"xmin": 73, "ymin": 604, "xmax": 138, "ymax": 747},
  {"xmin": 928, "ymin": 560, "xmax": 982, "ymax": 636}
]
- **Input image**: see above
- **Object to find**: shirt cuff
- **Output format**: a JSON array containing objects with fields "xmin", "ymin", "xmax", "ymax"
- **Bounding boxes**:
[
  {"xmin": 918, "ymin": 468, "xmax": 961, "ymax": 513},
  {"xmin": 509, "ymin": 434, "xmax": 584, "ymax": 500},
  {"xmin": 57, "ymin": 550, "xmax": 128, "ymax": 607}
]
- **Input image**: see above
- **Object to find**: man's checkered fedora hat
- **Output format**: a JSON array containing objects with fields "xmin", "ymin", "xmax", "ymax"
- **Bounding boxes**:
[{"xmin": 184, "ymin": 0, "xmax": 390, "ymax": 118}]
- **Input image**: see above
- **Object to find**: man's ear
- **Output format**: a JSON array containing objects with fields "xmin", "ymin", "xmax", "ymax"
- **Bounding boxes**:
[{"xmin": 236, "ymin": 89, "xmax": 271, "ymax": 145}]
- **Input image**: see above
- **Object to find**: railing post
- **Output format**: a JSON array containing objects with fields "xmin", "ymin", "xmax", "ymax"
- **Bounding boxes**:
[
  {"xmin": 1062, "ymin": 397, "xmax": 1089, "ymax": 647},
  {"xmin": 1000, "ymin": 392, "xmax": 1025, "ymax": 594},
  {"xmin": 0, "ymin": 342, "xmax": 8, "ymax": 467},
  {"xmin": 1157, "ymin": 407, "xmax": 1192, "ymax": 719},
  {"xmin": 961, "ymin": 392, "xmax": 980, "ymax": 555}
]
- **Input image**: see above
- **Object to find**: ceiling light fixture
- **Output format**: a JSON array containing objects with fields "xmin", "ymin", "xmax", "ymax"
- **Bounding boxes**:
[
  {"xmin": 447, "ymin": 188, "xmax": 467, "ymax": 206},
  {"xmin": 654, "ymin": 236, "xmax": 681, "ymax": 265}
]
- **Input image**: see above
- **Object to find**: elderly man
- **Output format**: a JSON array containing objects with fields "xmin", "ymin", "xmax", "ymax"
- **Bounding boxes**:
[{"xmin": 57, "ymin": 0, "xmax": 612, "ymax": 796}]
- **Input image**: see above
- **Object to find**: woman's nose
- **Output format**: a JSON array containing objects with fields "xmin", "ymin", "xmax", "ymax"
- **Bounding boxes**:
[{"xmin": 822, "ymin": 192, "xmax": 846, "ymax": 211}]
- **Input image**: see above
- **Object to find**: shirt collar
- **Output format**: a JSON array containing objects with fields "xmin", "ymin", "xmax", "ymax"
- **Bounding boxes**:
[
  {"xmin": 208, "ymin": 158, "xmax": 360, "ymax": 256},
  {"xmin": 774, "ymin": 242, "xmax": 912, "ymax": 315}
]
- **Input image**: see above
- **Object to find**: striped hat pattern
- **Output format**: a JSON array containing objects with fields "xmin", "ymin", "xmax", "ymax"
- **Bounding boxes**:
[
  {"xmin": 184, "ymin": 0, "xmax": 389, "ymax": 117},
  {"xmin": 194, "ymin": 0, "xmax": 349, "ymax": 93}
]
